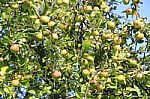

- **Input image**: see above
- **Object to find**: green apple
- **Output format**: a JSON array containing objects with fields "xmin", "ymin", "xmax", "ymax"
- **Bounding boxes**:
[
  {"xmin": 82, "ymin": 59, "xmax": 88, "ymax": 65},
  {"xmin": 93, "ymin": 6, "xmax": 99, "ymax": 11},
  {"xmin": 39, "ymin": 16, "xmax": 49, "ymax": 24},
  {"xmin": 123, "ymin": 0, "xmax": 130, "ymax": 5},
  {"xmin": 48, "ymin": 21, "xmax": 55, "ymax": 28},
  {"xmin": 107, "ymin": 78, "xmax": 112, "ymax": 83},
  {"xmin": 84, "ymin": 5, "xmax": 92, "ymax": 13},
  {"xmin": 89, "ymin": 68, "xmax": 96, "ymax": 74},
  {"xmin": 107, "ymin": 21, "xmax": 116, "ymax": 29},
  {"xmin": 100, "ymin": 71, "xmax": 108, "ymax": 77},
  {"xmin": 82, "ymin": 69, "xmax": 90, "ymax": 75},
  {"xmin": 36, "ymin": 32, "xmax": 43, "ymax": 40},
  {"xmin": 125, "ymin": 8, "xmax": 133, "ymax": 15},
  {"xmin": 129, "ymin": 59, "xmax": 137, "ymax": 66},
  {"xmin": 61, "ymin": 49, "xmax": 68, "ymax": 55},
  {"xmin": 97, "ymin": 84, "xmax": 105, "ymax": 91},
  {"xmin": 113, "ymin": 36, "xmax": 122, "ymax": 44},
  {"xmin": 136, "ymin": 72, "xmax": 144, "ymax": 79},
  {"xmin": 76, "ymin": 15, "xmax": 83, "ymax": 22},
  {"xmin": 11, "ymin": 80, "xmax": 20, "ymax": 86},
  {"xmin": 11, "ymin": 3, "xmax": 19, "ymax": 9},
  {"xmin": 116, "ymin": 75, "xmax": 125, "ymax": 81},
  {"xmin": 63, "ymin": 0, "xmax": 69, "ymax": 4},
  {"xmin": 135, "ymin": 32, "xmax": 144, "ymax": 40},
  {"xmin": 114, "ymin": 45, "xmax": 122, "ymax": 51},
  {"xmin": 133, "ymin": 0, "xmax": 140, "ymax": 4},
  {"xmin": 104, "ymin": 6, "xmax": 110, "ymax": 12},
  {"xmin": 89, "ymin": 79, "xmax": 97, "ymax": 84},
  {"xmin": 10, "ymin": 44, "xmax": 20, "ymax": 53},
  {"xmin": 56, "ymin": 0, "xmax": 63, "ymax": 4},
  {"xmin": 92, "ymin": 30, "xmax": 99, "ymax": 36},
  {"xmin": 0, "ymin": 57, "xmax": 4, "ymax": 62},
  {"xmin": 52, "ymin": 70, "xmax": 62, "ymax": 78},
  {"xmin": 52, "ymin": 33, "xmax": 58, "ymax": 39},
  {"xmin": 133, "ymin": 18, "xmax": 144, "ymax": 28}
]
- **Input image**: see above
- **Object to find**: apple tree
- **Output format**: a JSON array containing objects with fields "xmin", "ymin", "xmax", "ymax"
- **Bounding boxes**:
[{"xmin": 0, "ymin": 0, "xmax": 150, "ymax": 99}]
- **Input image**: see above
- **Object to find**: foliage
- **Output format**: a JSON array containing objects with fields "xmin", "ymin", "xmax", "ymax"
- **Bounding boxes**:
[{"xmin": 0, "ymin": 0, "xmax": 150, "ymax": 98}]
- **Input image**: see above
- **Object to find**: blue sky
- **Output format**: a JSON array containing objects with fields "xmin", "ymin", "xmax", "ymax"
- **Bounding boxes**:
[
  {"xmin": 140, "ymin": 0, "xmax": 150, "ymax": 21},
  {"xmin": 116, "ymin": 0, "xmax": 150, "ymax": 22}
]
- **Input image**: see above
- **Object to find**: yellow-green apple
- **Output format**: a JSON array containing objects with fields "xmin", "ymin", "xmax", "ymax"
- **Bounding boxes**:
[
  {"xmin": 48, "ymin": 21, "xmax": 55, "ymax": 28},
  {"xmin": 39, "ymin": 16, "xmax": 49, "ymax": 24},
  {"xmin": 36, "ymin": 32, "xmax": 43, "ymax": 40},
  {"xmin": 11, "ymin": 80, "xmax": 20, "ymax": 86},
  {"xmin": 52, "ymin": 70, "xmax": 62, "ymax": 78},
  {"xmin": 107, "ymin": 21, "xmax": 116, "ymax": 29},
  {"xmin": 10, "ymin": 44, "xmax": 20, "ymax": 53}
]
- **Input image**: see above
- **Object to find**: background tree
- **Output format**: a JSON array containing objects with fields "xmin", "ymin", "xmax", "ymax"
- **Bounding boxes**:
[{"xmin": 0, "ymin": 0, "xmax": 150, "ymax": 99}]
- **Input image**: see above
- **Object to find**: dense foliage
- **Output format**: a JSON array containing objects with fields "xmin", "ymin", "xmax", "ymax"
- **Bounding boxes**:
[{"xmin": 0, "ymin": 0, "xmax": 150, "ymax": 99}]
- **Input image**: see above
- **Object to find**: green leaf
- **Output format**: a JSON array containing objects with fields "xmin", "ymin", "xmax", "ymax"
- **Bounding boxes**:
[
  {"xmin": 134, "ymin": 85, "xmax": 141, "ymax": 96},
  {"xmin": 107, "ymin": 84, "xmax": 117, "ymax": 89},
  {"xmin": 28, "ymin": 90, "xmax": 36, "ymax": 95},
  {"xmin": 4, "ymin": 88, "xmax": 10, "ymax": 93},
  {"xmin": 29, "ymin": 97, "xmax": 38, "ymax": 99},
  {"xmin": 83, "ymin": 40, "xmax": 91, "ymax": 51}
]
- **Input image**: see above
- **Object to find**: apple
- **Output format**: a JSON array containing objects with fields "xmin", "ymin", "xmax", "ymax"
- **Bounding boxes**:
[
  {"xmin": 93, "ymin": 6, "xmax": 99, "ymax": 11},
  {"xmin": 82, "ymin": 69, "xmax": 90, "ymax": 75},
  {"xmin": 107, "ymin": 78, "xmax": 112, "ymax": 83},
  {"xmin": 136, "ymin": 72, "xmax": 144, "ymax": 79},
  {"xmin": 116, "ymin": 75, "xmax": 125, "ymax": 81},
  {"xmin": 56, "ymin": 0, "xmax": 63, "ymax": 4},
  {"xmin": 114, "ymin": 45, "xmax": 121, "ymax": 51},
  {"xmin": 0, "ymin": 57, "xmax": 4, "ymax": 62},
  {"xmin": 89, "ymin": 68, "xmax": 96, "ymax": 74},
  {"xmin": 97, "ymin": 84, "xmax": 105, "ymax": 91},
  {"xmin": 10, "ymin": 44, "xmax": 20, "ymax": 53},
  {"xmin": 92, "ymin": 30, "xmax": 99, "ymax": 36},
  {"xmin": 113, "ymin": 36, "xmax": 122, "ymax": 44},
  {"xmin": 104, "ymin": 6, "xmax": 110, "ymax": 12},
  {"xmin": 39, "ymin": 16, "xmax": 49, "ymax": 24},
  {"xmin": 125, "ymin": 8, "xmax": 133, "ymax": 15},
  {"xmin": 133, "ymin": 0, "xmax": 140, "ymax": 4},
  {"xmin": 86, "ymin": 55, "xmax": 94, "ymax": 62},
  {"xmin": 101, "ymin": 2, "xmax": 107, "ymax": 9},
  {"xmin": 52, "ymin": 70, "xmax": 62, "ymax": 78},
  {"xmin": 123, "ymin": 0, "xmax": 130, "ymax": 5},
  {"xmin": 82, "ymin": 59, "xmax": 88, "ymax": 65},
  {"xmin": 52, "ymin": 33, "xmax": 58, "ymax": 39},
  {"xmin": 107, "ymin": 21, "xmax": 116, "ymax": 29},
  {"xmin": 89, "ymin": 79, "xmax": 97, "ymax": 84},
  {"xmin": 84, "ymin": 6, "xmax": 92, "ymax": 13},
  {"xmin": 100, "ymin": 71, "xmax": 108, "ymax": 77},
  {"xmin": 129, "ymin": 59, "xmax": 137, "ymax": 66},
  {"xmin": 48, "ymin": 21, "xmax": 55, "ymax": 29},
  {"xmin": 36, "ymin": 32, "xmax": 43, "ymax": 40},
  {"xmin": 11, "ymin": 3, "xmax": 19, "ymax": 9},
  {"xmin": 11, "ymin": 80, "xmax": 20, "ymax": 86},
  {"xmin": 102, "ymin": 33, "xmax": 112, "ymax": 40},
  {"xmin": 135, "ymin": 32, "xmax": 144, "ymax": 40},
  {"xmin": 61, "ymin": 49, "xmax": 68, "ymax": 55},
  {"xmin": 133, "ymin": 18, "xmax": 144, "ymax": 28},
  {"xmin": 63, "ymin": 0, "xmax": 69, "ymax": 4},
  {"xmin": 76, "ymin": 15, "xmax": 83, "ymax": 22}
]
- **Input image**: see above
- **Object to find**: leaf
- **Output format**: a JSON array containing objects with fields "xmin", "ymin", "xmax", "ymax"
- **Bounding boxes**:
[
  {"xmin": 29, "ymin": 97, "xmax": 38, "ymax": 99},
  {"xmin": 28, "ymin": 90, "xmax": 36, "ymax": 95},
  {"xmin": 134, "ymin": 85, "xmax": 141, "ymax": 96},
  {"xmin": 4, "ymin": 88, "xmax": 10, "ymax": 93},
  {"xmin": 107, "ymin": 84, "xmax": 117, "ymax": 89},
  {"xmin": 1, "ymin": 66, "xmax": 9, "ymax": 75},
  {"xmin": 76, "ymin": 90, "xmax": 82, "ymax": 99},
  {"xmin": 83, "ymin": 40, "xmax": 91, "ymax": 51}
]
